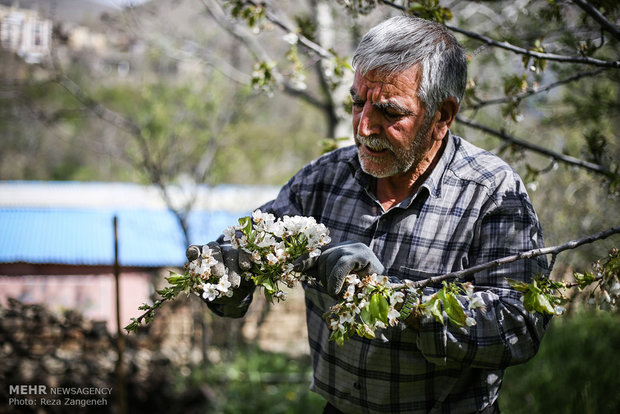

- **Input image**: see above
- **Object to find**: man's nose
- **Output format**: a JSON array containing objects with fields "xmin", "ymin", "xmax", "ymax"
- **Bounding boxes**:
[{"xmin": 356, "ymin": 102, "xmax": 381, "ymax": 137}]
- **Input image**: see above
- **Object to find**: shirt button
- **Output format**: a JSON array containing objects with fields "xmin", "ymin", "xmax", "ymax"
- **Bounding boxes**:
[{"xmin": 353, "ymin": 381, "xmax": 361, "ymax": 390}]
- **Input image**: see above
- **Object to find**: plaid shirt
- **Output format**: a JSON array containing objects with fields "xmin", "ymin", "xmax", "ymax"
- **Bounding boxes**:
[{"xmin": 231, "ymin": 133, "xmax": 548, "ymax": 413}]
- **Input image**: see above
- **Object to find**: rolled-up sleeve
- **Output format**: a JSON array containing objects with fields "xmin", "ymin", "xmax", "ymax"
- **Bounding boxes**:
[{"xmin": 417, "ymin": 176, "xmax": 551, "ymax": 368}]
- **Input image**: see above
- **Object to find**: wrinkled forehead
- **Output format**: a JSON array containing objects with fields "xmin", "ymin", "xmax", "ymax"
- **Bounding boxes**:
[{"xmin": 351, "ymin": 66, "xmax": 422, "ymax": 101}]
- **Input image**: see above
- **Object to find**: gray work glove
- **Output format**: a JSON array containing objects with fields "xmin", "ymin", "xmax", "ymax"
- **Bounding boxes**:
[
  {"xmin": 294, "ymin": 241, "xmax": 385, "ymax": 297},
  {"xmin": 186, "ymin": 241, "xmax": 253, "ymax": 304}
]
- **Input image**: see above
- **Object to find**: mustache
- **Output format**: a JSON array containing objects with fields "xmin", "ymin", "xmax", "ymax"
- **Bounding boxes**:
[{"xmin": 356, "ymin": 135, "xmax": 394, "ymax": 152}]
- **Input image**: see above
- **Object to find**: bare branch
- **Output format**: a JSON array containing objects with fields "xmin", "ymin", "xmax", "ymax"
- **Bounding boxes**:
[
  {"xmin": 447, "ymin": 24, "xmax": 619, "ymax": 68},
  {"xmin": 380, "ymin": 0, "xmax": 620, "ymax": 68},
  {"xmin": 54, "ymin": 74, "xmax": 193, "ymax": 244},
  {"xmin": 455, "ymin": 116, "xmax": 617, "ymax": 178},
  {"xmin": 392, "ymin": 225, "xmax": 620, "ymax": 289},
  {"xmin": 202, "ymin": 0, "xmax": 330, "ymax": 112},
  {"xmin": 242, "ymin": 0, "xmax": 333, "ymax": 59},
  {"xmin": 572, "ymin": 0, "xmax": 620, "ymax": 41},
  {"xmin": 55, "ymin": 75, "xmax": 141, "ymax": 137},
  {"xmin": 463, "ymin": 68, "xmax": 610, "ymax": 111},
  {"xmin": 202, "ymin": 0, "xmax": 268, "ymax": 62}
]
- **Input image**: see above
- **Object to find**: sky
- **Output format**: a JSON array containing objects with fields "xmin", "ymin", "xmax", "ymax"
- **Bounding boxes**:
[{"xmin": 90, "ymin": 0, "xmax": 150, "ymax": 9}]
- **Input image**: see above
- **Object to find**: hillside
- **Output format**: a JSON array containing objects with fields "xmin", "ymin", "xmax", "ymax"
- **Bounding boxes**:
[{"xmin": 0, "ymin": 0, "xmax": 116, "ymax": 23}]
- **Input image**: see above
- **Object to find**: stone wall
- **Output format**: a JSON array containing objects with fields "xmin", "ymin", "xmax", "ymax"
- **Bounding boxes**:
[{"xmin": 0, "ymin": 299, "xmax": 208, "ymax": 413}]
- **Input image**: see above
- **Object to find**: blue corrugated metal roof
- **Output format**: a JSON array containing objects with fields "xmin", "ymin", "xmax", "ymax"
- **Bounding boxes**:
[{"xmin": 0, "ymin": 207, "xmax": 245, "ymax": 267}]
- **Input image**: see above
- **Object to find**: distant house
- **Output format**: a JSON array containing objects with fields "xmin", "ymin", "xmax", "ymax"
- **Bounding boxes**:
[
  {"xmin": 0, "ymin": 181, "xmax": 278, "ymax": 332},
  {"xmin": 0, "ymin": 4, "xmax": 52, "ymax": 64}
]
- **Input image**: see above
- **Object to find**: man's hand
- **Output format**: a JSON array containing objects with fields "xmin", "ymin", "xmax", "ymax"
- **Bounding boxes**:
[
  {"xmin": 295, "ymin": 241, "xmax": 385, "ymax": 297},
  {"xmin": 186, "ymin": 241, "xmax": 252, "ymax": 299}
]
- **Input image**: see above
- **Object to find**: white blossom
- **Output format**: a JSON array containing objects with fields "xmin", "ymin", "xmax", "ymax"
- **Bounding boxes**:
[
  {"xmin": 251, "ymin": 250, "xmax": 262, "ymax": 263},
  {"xmin": 468, "ymin": 294, "xmax": 487, "ymax": 312},
  {"xmin": 308, "ymin": 248, "xmax": 322, "ymax": 258},
  {"xmin": 201, "ymin": 283, "xmax": 219, "ymax": 301},
  {"xmin": 343, "ymin": 284, "xmax": 357, "ymax": 302},
  {"xmin": 282, "ymin": 32, "xmax": 298, "ymax": 45},
  {"xmin": 462, "ymin": 282, "xmax": 474, "ymax": 297},
  {"xmin": 345, "ymin": 274, "xmax": 361, "ymax": 286},
  {"xmin": 266, "ymin": 253, "xmax": 279, "ymax": 266},
  {"xmin": 222, "ymin": 226, "xmax": 237, "ymax": 242},
  {"xmin": 216, "ymin": 275, "xmax": 232, "ymax": 293},
  {"xmin": 201, "ymin": 265, "xmax": 213, "ymax": 279},
  {"xmin": 290, "ymin": 74, "xmax": 307, "ymax": 91},
  {"xmin": 390, "ymin": 291, "xmax": 405, "ymax": 306},
  {"xmin": 388, "ymin": 308, "xmax": 400, "ymax": 325},
  {"xmin": 252, "ymin": 209, "xmax": 276, "ymax": 232},
  {"xmin": 256, "ymin": 233, "xmax": 277, "ymax": 248}
]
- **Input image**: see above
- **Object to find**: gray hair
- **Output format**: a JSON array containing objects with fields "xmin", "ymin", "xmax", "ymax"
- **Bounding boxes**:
[{"xmin": 352, "ymin": 16, "xmax": 467, "ymax": 114}]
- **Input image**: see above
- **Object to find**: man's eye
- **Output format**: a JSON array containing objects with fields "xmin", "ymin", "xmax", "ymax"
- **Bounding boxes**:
[
  {"xmin": 352, "ymin": 100, "xmax": 364, "ymax": 108},
  {"xmin": 383, "ymin": 110, "xmax": 402, "ymax": 119}
]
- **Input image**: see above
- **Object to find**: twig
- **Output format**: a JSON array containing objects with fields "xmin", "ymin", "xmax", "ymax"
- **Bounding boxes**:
[
  {"xmin": 455, "ymin": 116, "xmax": 617, "ymax": 179},
  {"xmin": 447, "ymin": 24, "xmax": 619, "ymax": 68},
  {"xmin": 463, "ymin": 68, "xmax": 610, "ymax": 111},
  {"xmin": 572, "ymin": 0, "xmax": 620, "ymax": 41},
  {"xmin": 201, "ymin": 0, "xmax": 330, "ymax": 112},
  {"xmin": 54, "ymin": 75, "xmax": 193, "ymax": 245},
  {"xmin": 380, "ymin": 0, "xmax": 620, "ymax": 68},
  {"xmin": 391, "ymin": 225, "xmax": 620, "ymax": 290},
  {"xmin": 241, "ymin": 0, "xmax": 332, "ymax": 59}
]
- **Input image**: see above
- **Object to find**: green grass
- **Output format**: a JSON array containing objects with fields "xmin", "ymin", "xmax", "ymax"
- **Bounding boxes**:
[
  {"xmin": 176, "ymin": 346, "xmax": 325, "ymax": 413},
  {"xmin": 175, "ymin": 308, "xmax": 620, "ymax": 413},
  {"xmin": 499, "ymin": 308, "xmax": 620, "ymax": 414}
]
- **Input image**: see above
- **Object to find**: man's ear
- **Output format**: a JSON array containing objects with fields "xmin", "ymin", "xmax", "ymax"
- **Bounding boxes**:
[{"xmin": 431, "ymin": 97, "xmax": 459, "ymax": 141}]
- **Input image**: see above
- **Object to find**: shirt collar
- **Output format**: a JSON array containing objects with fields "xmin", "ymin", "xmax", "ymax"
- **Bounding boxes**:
[{"xmin": 419, "ymin": 131, "xmax": 456, "ymax": 199}]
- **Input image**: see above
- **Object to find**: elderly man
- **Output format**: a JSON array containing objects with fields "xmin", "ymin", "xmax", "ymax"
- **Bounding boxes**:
[{"xmin": 197, "ymin": 16, "xmax": 548, "ymax": 414}]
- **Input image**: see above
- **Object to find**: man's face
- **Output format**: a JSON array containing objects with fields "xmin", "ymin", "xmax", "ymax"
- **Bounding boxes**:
[{"xmin": 350, "ymin": 66, "xmax": 434, "ymax": 178}]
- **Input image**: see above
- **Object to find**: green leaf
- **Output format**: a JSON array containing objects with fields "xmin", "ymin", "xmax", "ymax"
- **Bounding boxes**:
[
  {"xmin": 166, "ymin": 274, "xmax": 186, "ymax": 285},
  {"xmin": 369, "ymin": 293, "xmax": 389, "ymax": 324},
  {"xmin": 523, "ymin": 291, "xmax": 555, "ymax": 314},
  {"xmin": 605, "ymin": 252, "xmax": 620, "ymax": 274},
  {"xmin": 573, "ymin": 271, "xmax": 597, "ymax": 290},
  {"xmin": 362, "ymin": 323, "xmax": 376, "ymax": 339},
  {"xmin": 329, "ymin": 330, "xmax": 345, "ymax": 347},
  {"xmin": 261, "ymin": 278, "xmax": 278, "ymax": 294},
  {"xmin": 238, "ymin": 216, "xmax": 253, "ymax": 235},
  {"xmin": 506, "ymin": 277, "xmax": 532, "ymax": 293},
  {"xmin": 443, "ymin": 292, "xmax": 467, "ymax": 327},
  {"xmin": 537, "ymin": 294, "xmax": 556, "ymax": 314},
  {"xmin": 420, "ymin": 296, "xmax": 444, "ymax": 325},
  {"xmin": 360, "ymin": 306, "xmax": 375, "ymax": 326}
]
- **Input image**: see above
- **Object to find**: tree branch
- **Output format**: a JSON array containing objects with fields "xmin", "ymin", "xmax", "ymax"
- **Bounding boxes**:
[
  {"xmin": 380, "ymin": 0, "xmax": 620, "ymax": 68},
  {"xmin": 242, "ymin": 0, "xmax": 333, "ymax": 59},
  {"xmin": 572, "ymin": 0, "xmax": 620, "ymax": 41},
  {"xmin": 455, "ymin": 116, "xmax": 617, "ymax": 178},
  {"xmin": 392, "ymin": 225, "xmax": 620, "ymax": 289},
  {"xmin": 447, "ymin": 24, "xmax": 619, "ymax": 68},
  {"xmin": 463, "ymin": 68, "xmax": 610, "ymax": 111},
  {"xmin": 202, "ymin": 0, "xmax": 330, "ymax": 112},
  {"xmin": 54, "ymin": 74, "xmax": 193, "ymax": 245}
]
